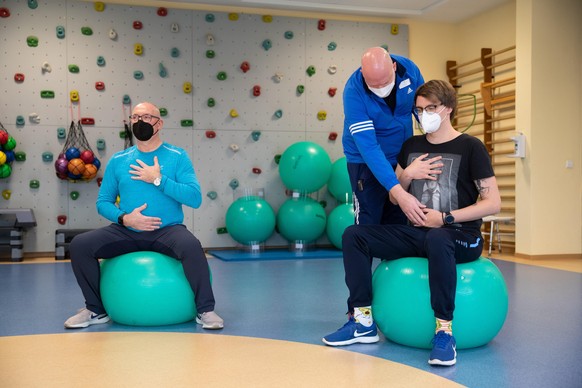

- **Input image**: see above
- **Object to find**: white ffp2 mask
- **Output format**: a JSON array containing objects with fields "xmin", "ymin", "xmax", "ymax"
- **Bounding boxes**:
[
  {"xmin": 420, "ymin": 106, "xmax": 446, "ymax": 134},
  {"xmin": 367, "ymin": 81, "xmax": 395, "ymax": 98}
]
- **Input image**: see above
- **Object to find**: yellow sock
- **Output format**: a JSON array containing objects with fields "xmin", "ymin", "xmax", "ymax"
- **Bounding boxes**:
[
  {"xmin": 436, "ymin": 318, "xmax": 453, "ymax": 335},
  {"xmin": 354, "ymin": 306, "xmax": 374, "ymax": 327}
]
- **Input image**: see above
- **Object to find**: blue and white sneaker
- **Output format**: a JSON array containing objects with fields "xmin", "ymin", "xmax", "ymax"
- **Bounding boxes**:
[
  {"xmin": 428, "ymin": 331, "xmax": 457, "ymax": 366},
  {"xmin": 322, "ymin": 316, "xmax": 380, "ymax": 346}
]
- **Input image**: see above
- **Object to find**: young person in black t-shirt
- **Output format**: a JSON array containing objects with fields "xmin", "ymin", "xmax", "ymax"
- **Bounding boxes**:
[{"xmin": 323, "ymin": 80, "xmax": 501, "ymax": 367}]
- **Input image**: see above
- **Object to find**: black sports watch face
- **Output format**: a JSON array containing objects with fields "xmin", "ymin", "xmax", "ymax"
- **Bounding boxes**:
[{"xmin": 445, "ymin": 212, "xmax": 454, "ymax": 224}]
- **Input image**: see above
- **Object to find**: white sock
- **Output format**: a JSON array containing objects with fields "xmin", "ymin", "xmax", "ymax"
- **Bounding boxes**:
[{"xmin": 354, "ymin": 306, "xmax": 374, "ymax": 327}]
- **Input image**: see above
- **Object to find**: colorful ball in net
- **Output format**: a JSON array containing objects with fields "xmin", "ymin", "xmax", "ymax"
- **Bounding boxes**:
[
  {"xmin": 0, "ymin": 130, "xmax": 8, "ymax": 145},
  {"xmin": 82, "ymin": 164, "xmax": 98, "ymax": 180},
  {"xmin": 3, "ymin": 137, "xmax": 16, "ymax": 151},
  {"xmin": 67, "ymin": 158, "xmax": 86, "ymax": 176},
  {"xmin": 4, "ymin": 151, "xmax": 15, "ymax": 164},
  {"xmin": 80, "ymin": 150, "xmax": 95, "ymax": 164},
  {"xmin": 55, "ymin": 157, "xmax": 69, "ymax": 174},
  {"xmin": 65, "ymin": 147, "xmax": 81, "ymax": 160},
  {"xmin": 0, "ymin": 151, "xmax": 5, "ymax": 165},
  {"xmin": 68, "ymin": 172, "xmax": 82, "ymax": 180}
]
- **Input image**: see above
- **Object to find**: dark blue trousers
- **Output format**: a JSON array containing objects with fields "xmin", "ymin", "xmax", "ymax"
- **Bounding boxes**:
[
  {"xmin": 342, "ymin": 224, "xmax": 483, "ymax": 320},
  {"xmin": 69, "ymin": 224, "xmax": 215, "ymax": 315},
  {"xmin": 347, "ymin": 162, "xmax": 407, "ymax": 225}
]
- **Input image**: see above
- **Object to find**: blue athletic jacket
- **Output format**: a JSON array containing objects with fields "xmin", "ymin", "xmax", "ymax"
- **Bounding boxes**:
[{"xmin": 342, "ymin": 54, "xmax": 424, "ymax": 191}]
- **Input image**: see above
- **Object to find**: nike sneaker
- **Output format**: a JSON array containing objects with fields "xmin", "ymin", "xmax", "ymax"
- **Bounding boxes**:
[
  {"xmin": 64, "ymin": 307, "xmax": 110, "ymax": 329},
  {"xmin": 322, "ymin": 316, "xmax": 380, "ymax": 346},
  {"xmin": 196, "ymin": 311, "xmax": 224, "ymax": 330},
  {"xmin": 428, "ymin": 331, "xmax": 457, "ymax": 366}
]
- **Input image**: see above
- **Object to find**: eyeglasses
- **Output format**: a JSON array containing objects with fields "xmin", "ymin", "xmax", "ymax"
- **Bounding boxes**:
[
  {"xmin": 129, "ymin": 114, "xmax": 160, "ymax": 123},
  {"xmin": 414, "ymin": 104, "xmax": 442, "ymax": 115}
]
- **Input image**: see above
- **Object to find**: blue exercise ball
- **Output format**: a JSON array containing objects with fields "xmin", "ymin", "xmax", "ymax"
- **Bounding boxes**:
[
  {"xmin": 371, "ymin": 257, "xmax": 508, "ymax": 349},
  {"xmin": 100, "ymin": 251, "xmax": 197, "ymax": 326},
  {"xmin": 277, "ymin": 196, "xmax": 327, "ymax": 243},
  {"xmin": 225, "ymin": 195, "xmax": 276, "ymax": 245},
  {"xmin": 326, "ymin": 203, "xmax": 355, "ymax": 249},
  {"xmin": 279, "ymin": 141, "xmax": 332, "ymax": 193},
  {"xmin": 327, "ymin": 157, "xmax": 352, "ymax": 203}
]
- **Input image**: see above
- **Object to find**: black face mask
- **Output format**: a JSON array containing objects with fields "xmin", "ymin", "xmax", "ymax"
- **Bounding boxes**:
[{"xmin": 132, "ymin": 120, "xmax": 155, "ymax": 141}]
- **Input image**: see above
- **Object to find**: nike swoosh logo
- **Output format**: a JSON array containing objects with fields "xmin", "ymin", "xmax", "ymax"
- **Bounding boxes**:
[{"xmin": 354, "ymin": 330, "xmax": 373, "ymax": 337}]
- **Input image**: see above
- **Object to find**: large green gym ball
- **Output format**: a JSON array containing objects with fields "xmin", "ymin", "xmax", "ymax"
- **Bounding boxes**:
[
  {"xmin": 276, "ymin": 196, "xmax": 327, "ymax": 243},
  {"xmin": 225, "ymin": 196, "xmax": 276, "ymax": 245},
  {"xmin": 326, "ymin": 203, "xmax": 355, "ymax": 249},
  {"xmin": 327, "ymin": 156, "xmax": 352, "ymax": 203},
  {"xmin": 279, "ymin": 141, "xmax": 332, "ymax": 193},
  {"xmin": 372, "ymin": 257, "xmax": 508, "ymax": 349},
  {"xmin": 100, "ymin": 251, "xmax": 197, "ymax": 326}
]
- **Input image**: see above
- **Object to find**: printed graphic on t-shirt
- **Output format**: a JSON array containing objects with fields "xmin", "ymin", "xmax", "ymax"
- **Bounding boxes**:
[{"xmin": 408, "ymin": 152, "xmax": 460, "ymax": 212}]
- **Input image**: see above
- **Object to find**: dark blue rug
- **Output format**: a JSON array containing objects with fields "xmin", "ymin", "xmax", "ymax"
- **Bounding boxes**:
[{"xmin": 207, "ymin": 248, "xmax": 343, "ymax": 262}]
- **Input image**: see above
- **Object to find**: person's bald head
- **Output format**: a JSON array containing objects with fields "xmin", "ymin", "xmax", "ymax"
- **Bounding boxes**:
[
  {"xmin": 133, "ymin": 101, "xmax": 160, "ymax": 117},
  {"xmin": 361, "ymin": 47, "xmax": 396, "ymax": 88}
]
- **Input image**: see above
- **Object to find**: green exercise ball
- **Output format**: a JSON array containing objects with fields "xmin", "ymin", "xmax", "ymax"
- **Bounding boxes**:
[
  {"xmin": 371, "ymin": 257, "xmax": 508, "ymax": 349},
  {"xmin": 100, "ymin": 251, "xmax": 197, "ymax": 326},
  {"xmin": 327, "ymin": 157, "xmax": 352, "ymax": 203},
  {"xmin": 279, "ymin": 141, "xmax": 332, "ymax": 193},
  {"xmin": 326, "ymin": 203, "xmax": 355, "ymax": 249},
  {"xmin": 277, "ymin": 196, "xmax": 327, "ymax": 243},
  {"xmin": 225, "ymin": 196, "xmax": 276, "ymax": 245}
]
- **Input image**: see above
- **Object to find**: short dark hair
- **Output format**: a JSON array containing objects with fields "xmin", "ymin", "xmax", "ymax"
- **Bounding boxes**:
[{"xmin": 415, "ymin": 80, "xmax": 457, "ymax": 121}]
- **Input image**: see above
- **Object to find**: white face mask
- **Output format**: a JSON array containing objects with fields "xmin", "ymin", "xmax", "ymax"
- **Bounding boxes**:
[
  {"xmin": 367, "ymin": 80, "xmax": 395, "ymax": 98},
  {"xmin": 420, "ymin": 106, "xmax": 446, "ymax": 134}
]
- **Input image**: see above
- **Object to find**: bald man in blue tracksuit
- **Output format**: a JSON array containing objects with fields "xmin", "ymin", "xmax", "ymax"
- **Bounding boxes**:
[{"xmin": 343, "ymin": 47, "xmax": 426, "ymax": 226}]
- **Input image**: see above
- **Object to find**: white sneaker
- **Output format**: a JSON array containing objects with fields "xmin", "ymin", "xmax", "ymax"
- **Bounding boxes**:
[
  {"xmin": 64, "ymin": 308, "xmax": 110, "ymax": 329},
  {"xmin": 196, "ymin": 311, "xmax": 224, "ymax": 330}
]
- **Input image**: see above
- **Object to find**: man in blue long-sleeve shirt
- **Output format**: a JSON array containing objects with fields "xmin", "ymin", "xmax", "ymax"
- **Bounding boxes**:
[
  {"xmin": 64, "ymin": 102, "xmax": 223, "ymax": 330},
  {"xmin": 343, "ymin": 47, "xmax": 427, "ymax": 226}
]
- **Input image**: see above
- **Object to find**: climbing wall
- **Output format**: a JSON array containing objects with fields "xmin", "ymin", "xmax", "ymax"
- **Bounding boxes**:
[{"xmin": 0, "ymin": 0, "xmax": 409, "ymax": 251}]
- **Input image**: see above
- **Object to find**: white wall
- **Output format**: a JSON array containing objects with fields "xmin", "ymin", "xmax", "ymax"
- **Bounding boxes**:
[
  {"xmin": 0, "ymin": 0, "xmax": 410, "ymax": 252},
  {"xmin": 515, "ymin": 0, "xmax": 582, "ymax": 256}
]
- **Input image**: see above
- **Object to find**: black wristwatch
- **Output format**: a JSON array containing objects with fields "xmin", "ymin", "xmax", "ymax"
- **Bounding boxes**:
[
  {"xmin": 118, "ymin": 213, "xmax": 126, "ymax": 226},
  {"xmin": 443, "ymin": 211, "xmax": 455, "ymax": 225}
]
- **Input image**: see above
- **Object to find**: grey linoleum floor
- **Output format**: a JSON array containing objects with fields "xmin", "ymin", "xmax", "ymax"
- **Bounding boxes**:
[{"xmin": 1, "ymin": 252, "xmax": 581, "ymax": 387}]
